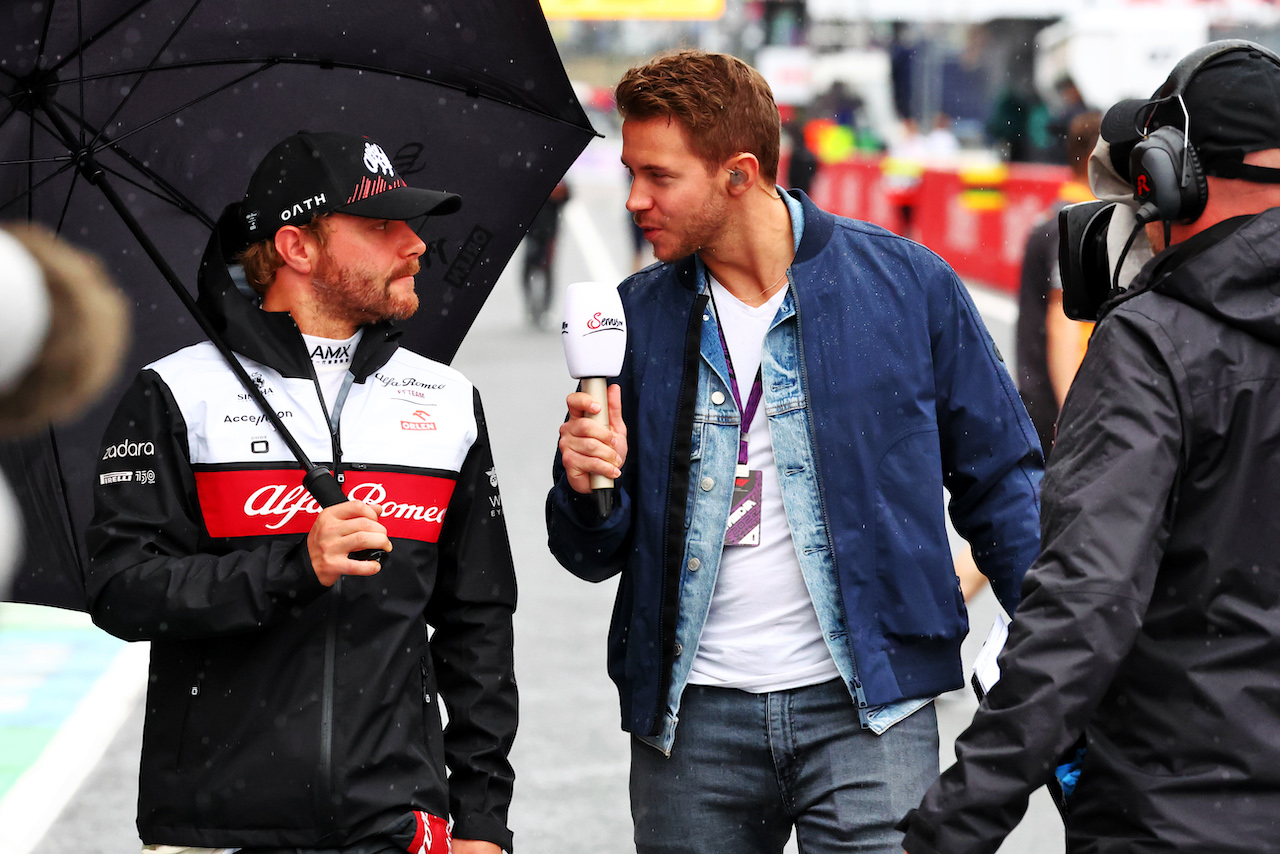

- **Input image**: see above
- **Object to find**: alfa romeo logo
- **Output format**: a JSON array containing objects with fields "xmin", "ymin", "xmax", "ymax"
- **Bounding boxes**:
[{"xmin": 363, "ymin": 142, "xmax": 396, "ymax": 177}]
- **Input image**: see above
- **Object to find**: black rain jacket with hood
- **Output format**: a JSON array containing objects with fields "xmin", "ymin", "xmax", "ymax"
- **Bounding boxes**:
[
  {"xmin": 902, "ymin": 209, "xmax": 1280, "ymax": 853},
  {"xmin": 85, "ymin": 212, "xmax": 518, "ymax": 851}
]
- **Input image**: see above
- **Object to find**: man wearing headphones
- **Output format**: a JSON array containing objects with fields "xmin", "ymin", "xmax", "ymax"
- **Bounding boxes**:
[{"xmin": 899, "ymin": 40, "xmax": 1280, "ymax": 853}]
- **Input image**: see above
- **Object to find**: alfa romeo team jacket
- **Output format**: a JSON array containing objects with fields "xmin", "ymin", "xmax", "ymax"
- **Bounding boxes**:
[{"xmin": 85, "ymin": 216, "xmax": 518, "ymax": 850}]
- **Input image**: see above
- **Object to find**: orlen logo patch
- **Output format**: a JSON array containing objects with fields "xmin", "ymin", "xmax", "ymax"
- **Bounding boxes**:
[
  {"xmin": 193, "ymin": 468, "xmax": 456, "ymax": 542},
  {"xmin": 401, "ymin": 410, "xmax": 436, "ymax": 431},
  {"xmin": 102, "ymin": 440, "xmax": 155, "ymax": 460}
]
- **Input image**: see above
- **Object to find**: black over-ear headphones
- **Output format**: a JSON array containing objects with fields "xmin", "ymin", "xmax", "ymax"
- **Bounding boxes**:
[{"xmin": 1129, "ymin": 39, "xmax": 1280, "ymax": 224}]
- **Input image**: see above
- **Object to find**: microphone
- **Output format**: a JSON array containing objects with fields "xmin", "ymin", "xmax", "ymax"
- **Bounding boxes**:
[{"xmin": 561, "ymin": 281, "xmax": 627, "ymax": 517}]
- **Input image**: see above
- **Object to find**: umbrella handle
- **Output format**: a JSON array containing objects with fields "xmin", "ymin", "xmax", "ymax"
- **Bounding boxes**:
[{"xmin": 302, "ymin": 467, "xmax": 387, "ymax": 564}]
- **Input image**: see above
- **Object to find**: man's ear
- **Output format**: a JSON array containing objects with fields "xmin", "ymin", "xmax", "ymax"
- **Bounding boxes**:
[
  {"xmin": 724, "ymin": 153, "xmax": 763, "ymax": 197},
  {"xmin": 274, "ymin": 225, "xmax": 316, "ymax": 274}
]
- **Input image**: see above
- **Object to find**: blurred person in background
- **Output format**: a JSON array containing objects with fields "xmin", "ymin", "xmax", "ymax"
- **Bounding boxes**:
[
  {"xmin": 1047, "ymin": 76, "xmax": 1093, "ymax": 165},
  {"xmin": 521, "ymin": 178, "xmax": 570, "ymax": 329},
  {"xmin": 547, "ymin": 49, "xmax": 1042, "ymax": 854},
  {"xmin": 1016, "ymin": 110, "xmax": 1102, "ymax": 454},
  {"xmin": 924, "ymin": 114, "xmax": 960, "ymax": 158},
  {"xmin": 782, "ymin": 119, "xmax": 818, "ymax": 196}
]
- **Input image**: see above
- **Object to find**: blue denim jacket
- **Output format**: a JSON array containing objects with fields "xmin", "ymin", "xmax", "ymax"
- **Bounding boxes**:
[{"xmin": 640, "ymin": 194, "xmax": 929, "ymax": 754}]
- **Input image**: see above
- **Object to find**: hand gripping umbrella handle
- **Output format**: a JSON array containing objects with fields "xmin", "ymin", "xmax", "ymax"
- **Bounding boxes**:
[{"xmin": 303, "ymin": 467, "xmax": 386, "ymax": 564}]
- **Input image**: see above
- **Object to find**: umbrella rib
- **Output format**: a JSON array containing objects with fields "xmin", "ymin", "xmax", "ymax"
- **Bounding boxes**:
[
  {"xmin": 87, "ymin": 61, "xmax": 278, "ymax": 153},
  {"xmin": 90, "ymin": 0, "xmax": 207, "ymax": 151},
  {"xmin": 40, "ymin": 97, "xmax": 221, "ymax": 228},
  {"xmin": 89, "ymin": 55, "xmax": 601, "ymax": 137},
  {"xmin": 44, "ymin": 0, "xmax": 158, "ymax": 79},
  {"xmin": 77, "ymin": 0, "xmax": 87, "ymax": 149},
  {"xmin": 0, "ymin": 159, "xmax": 77, "ymax": 221},
  {"xmin": 54, "ymin": 166, "xmax": 82, "ymax": 234},
  {"xmin": 96, "ymin": 159, "xmax": 217, "ymax": 228}
]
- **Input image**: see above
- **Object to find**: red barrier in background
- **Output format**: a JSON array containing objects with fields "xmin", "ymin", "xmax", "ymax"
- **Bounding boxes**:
[{"xmin": 807, "ymin": 156, "xmax": 1071, "ymax": 295}]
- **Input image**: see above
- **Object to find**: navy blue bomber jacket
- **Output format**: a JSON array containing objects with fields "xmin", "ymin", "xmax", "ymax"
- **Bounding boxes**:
[{"xmin": 547, "ymin": 190, "xmax": 1042, "ymax": 737}]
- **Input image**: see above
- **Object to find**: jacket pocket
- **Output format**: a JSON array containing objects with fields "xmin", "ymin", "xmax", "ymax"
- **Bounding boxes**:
[
  {"xmin": 874, "ymin": 428, "xmax": 965, "ymax": 642},
  {"xmin": 421, "ymin": 656, "xmax": 446, "ymax": 770}
]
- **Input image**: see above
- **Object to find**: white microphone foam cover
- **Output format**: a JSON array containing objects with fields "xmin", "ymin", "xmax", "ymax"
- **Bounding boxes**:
[{"xmin": 561, "ymin": 281, "xmax": 627, "ymax": 379}]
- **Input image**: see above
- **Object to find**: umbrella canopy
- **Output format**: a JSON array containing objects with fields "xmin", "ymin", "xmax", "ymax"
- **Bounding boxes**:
[{"xmin": 0, "ymin": 0, "xmax": 596, "ymax": 609}]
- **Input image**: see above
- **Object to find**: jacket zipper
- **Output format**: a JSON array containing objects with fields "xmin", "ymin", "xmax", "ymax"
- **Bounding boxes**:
[{"xmin": 300, "ymin": 333, "xmax": 346, "ymax": 825}]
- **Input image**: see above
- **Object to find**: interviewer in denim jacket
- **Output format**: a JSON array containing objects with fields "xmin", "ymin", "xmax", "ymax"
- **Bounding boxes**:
[{"xmin": 547, "ymin": 50, "xmax": 1042, "ymax": 854}]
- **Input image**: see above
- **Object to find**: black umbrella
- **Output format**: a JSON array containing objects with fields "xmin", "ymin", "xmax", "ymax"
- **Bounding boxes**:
[{"xmin": 0, "ymin": 0, "xmax": 596, "ymax": 609}]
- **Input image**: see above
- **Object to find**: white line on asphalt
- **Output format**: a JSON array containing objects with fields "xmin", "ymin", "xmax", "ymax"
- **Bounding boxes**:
[
  {"xmin": 563, "ymin": 199, "xmax": 624, "ymax": 286},
  {"xmin": 0, "ymin": 640, "xmax": 149, "ymax": 854}
]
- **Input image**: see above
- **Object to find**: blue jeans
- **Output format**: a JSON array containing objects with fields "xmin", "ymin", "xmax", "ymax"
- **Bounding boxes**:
[{"xmin": 630, "ymin": 679, "xmax": 939, "ymax": 854}]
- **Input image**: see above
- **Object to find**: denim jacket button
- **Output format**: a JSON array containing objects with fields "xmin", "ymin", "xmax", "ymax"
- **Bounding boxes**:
[
  {"xmin": 711, "ymin": 391, "xmax": 726, "ymax": 405},
  {"xmin": 687, "ymin": 557, "xmax": 701, "ymax": 571},
  {"xmin": 674, "ymin": 643, "xmax": 683, "ymax": 657},
  {"xmin": 700, "ymin": 476, "xmax": 715, "ymax": 491}
]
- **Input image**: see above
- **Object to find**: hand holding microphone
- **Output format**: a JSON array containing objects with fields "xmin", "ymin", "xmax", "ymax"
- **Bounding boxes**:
[{"xmin": 560, "ymin": 281, "xmax": 628, "ymax": 517}]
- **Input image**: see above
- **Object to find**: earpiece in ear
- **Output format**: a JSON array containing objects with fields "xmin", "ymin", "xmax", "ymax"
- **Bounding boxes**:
[{"xmin": 729, "ymin": 169, "xmax": 746, "ymax": 186}]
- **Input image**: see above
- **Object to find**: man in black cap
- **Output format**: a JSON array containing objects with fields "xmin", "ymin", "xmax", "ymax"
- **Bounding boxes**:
[
  {"xmin": 899, "ymin": 40, "xmax": 1280, "ymax": 852},
  {"xmin": 85, "ymin": 132, "xmax": 517, "ymax": 854}
]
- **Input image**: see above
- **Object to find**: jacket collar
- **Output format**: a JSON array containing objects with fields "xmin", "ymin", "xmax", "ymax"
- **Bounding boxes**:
[{"xmin": 1108, "ymin": 208, "xmax": 1280, "ymax": 347}]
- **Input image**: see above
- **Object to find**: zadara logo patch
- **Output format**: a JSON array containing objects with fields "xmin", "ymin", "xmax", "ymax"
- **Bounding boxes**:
[
  {"xmin": 102, "ymin": 440, "xmax": 155, "ymax": 460},
  {"xmin": 401, "ymin": 409, "xmax": 436, "ymax": 431}
]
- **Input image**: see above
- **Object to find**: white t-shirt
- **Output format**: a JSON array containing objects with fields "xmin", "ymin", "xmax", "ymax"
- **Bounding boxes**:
[
  {"xmin": 687, "ymin": 278, "xmax": 840, "ymax": 693},
  {"xmin": 300, "ymin": 330, "xmax": 362, "ymax": 414}
]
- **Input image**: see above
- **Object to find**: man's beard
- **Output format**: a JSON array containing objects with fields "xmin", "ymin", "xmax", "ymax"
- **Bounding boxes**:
[
  {"xmin": 641, "ymin": 187, "xmax": 728, "ymax": 263},
  {"xmin": 312, "ymin": 251, "xmax": 420, "ymax": 325}
]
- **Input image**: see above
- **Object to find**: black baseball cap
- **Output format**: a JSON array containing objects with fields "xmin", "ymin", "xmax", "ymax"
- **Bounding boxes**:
[
  {"xmin": 242, "ymin": 131, "xmax": 462, "ymax": 240},
  {"xmin": 1101, "ymin": 43, "xmax": 1280, "ymax": 181}
]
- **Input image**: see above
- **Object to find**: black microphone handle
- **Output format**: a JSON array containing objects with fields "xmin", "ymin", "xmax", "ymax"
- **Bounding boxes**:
[{"xmin": 302, "ymin": 467, "xmax": 386, "ymax": 563}]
